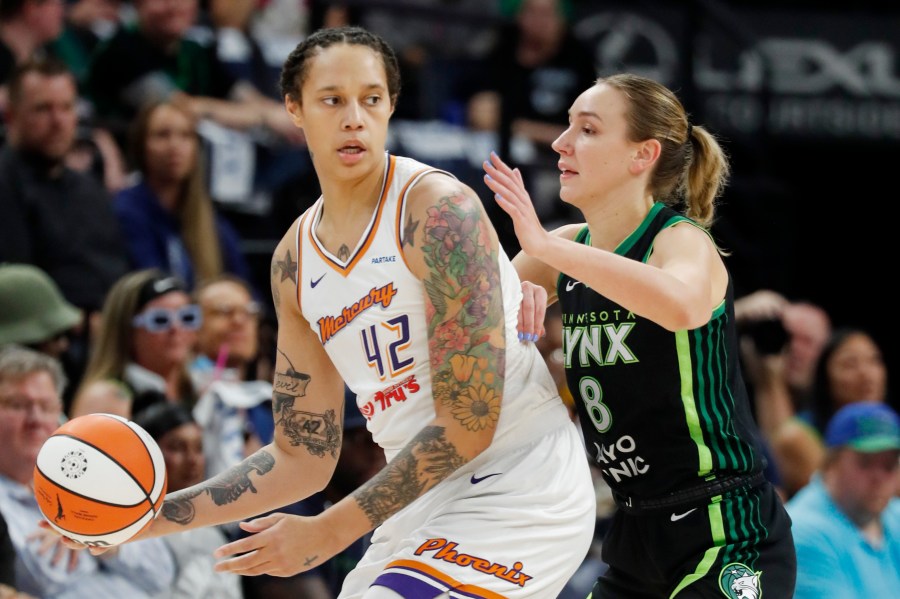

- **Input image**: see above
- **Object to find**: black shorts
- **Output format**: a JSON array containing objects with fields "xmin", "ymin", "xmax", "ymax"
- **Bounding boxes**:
[{"xmin": 591, "ymin": 482, "xmax": 796, "ymax": 598}]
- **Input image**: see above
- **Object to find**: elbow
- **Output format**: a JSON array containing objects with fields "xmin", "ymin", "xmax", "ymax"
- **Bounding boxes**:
[{"xmin": 661, "ymin": 301, "xmax": 711, "ymax": 332}]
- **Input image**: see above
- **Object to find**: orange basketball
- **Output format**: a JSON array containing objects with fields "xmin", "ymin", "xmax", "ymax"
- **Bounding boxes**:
[{"xmin": 33, "ymin": 413, "xmax": 167, "ymax": 548}]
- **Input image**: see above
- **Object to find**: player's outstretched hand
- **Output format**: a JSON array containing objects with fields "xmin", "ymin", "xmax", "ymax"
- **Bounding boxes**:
[
  {"xmin": 214, "ymin": 512, "xmax": 338, "ymax": 577},
  {"xmin": 483, "ymin": 151, "xmax": 549, "ymax": 256},
  {"xmin": 518, "ymin": 281, "xmax": 547, "ymax": 343}
]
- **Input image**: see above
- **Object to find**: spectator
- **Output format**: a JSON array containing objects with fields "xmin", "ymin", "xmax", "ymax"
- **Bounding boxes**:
[
  {"xmin": 70, "ymin": 269, "xmax": 200, "ymax": 418},
  {"xmin": 0, "ymin": 344, "xmax": 176, "ymax": 598},
  {"xmin": 114, "ymin": 99, "xmax": 252, "ymax": 289},
  {"xmin": 0, "ymin": 263, "xmax": 81, "ymax": 362},
  {"xmin": 782, "ymin": 327, "xmax": 890, "ymax": 497},
  {"xmin": 0, "ymin": 56, "xmax": 129, "ymax": 317},
  {"xmin": 735, "ymin": 289, "xmax": 833, "ymax": 496},
  {"xmin": 0, "ymin": 0, "xmax": 65, "ymax": 115},
  {"xmin": 787, "ymin": 402, "xmax": 900, "ymax": 598},
  {"xmin": 464, "ymin": 0, "xmax": 595, "ymax": 255},
  {"xmin": 84, "ymin": 0, "xmax": 303, "ymax": 146},
  {"xmin": 0, "ymin": 57, "xmax": 130, "ymax": 404},
  {"xmin": 190, "ymin": 274, "xmax": 271, "ymax": 478},
  {"xmin": 132, "ymin": 402, "xmax": 243, "ymax": 599}
]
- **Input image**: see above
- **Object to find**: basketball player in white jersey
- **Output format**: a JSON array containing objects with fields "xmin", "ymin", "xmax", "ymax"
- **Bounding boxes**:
[{"xmin": 52, "ymin": 26, "xmax": 596, "ymax": 599}]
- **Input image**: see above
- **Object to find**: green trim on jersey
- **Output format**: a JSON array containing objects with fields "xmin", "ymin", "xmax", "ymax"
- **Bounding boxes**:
[
  {"xmin": 670, "ymin": 502, "xmax": 725, "ymax": 597},
  {"xmin": 677, "ymin": 329, "xmax": 714, "ymax": 475}
]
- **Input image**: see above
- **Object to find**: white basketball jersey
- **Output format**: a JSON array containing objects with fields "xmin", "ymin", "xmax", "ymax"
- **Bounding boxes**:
[{"xmin": 296, "ymin": 154, "xmax": 564, "ymax": 461}]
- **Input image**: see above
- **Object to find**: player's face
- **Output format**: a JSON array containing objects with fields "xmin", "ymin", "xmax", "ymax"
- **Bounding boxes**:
[
  {"xmin": 0, "ymin": 372, "xmax": 62, "ymax": 482},
  {"xmin": 9, "ymin": 72, "xmax": 79, "ymax": 162},
  {"xmin": 551, "ymin": 83, "xmax": 642, "ymax": 209},
  {"xmin": 196, "ymin": 281, "xmax": 260, "ymax": 365},
  {"xmin": 143, "ymin": 104, "xmax": 197, "ymax": 185},
  {"xmin": 131, "ymin": 291, "xmax": 197, "ymax": 378},
  {"xmin": 285, "ymin": 43, "xmax": 394, "ymax": 181}
]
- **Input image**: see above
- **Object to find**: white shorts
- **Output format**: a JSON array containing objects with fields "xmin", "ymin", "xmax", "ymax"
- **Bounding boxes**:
[{"xmin": 338, "ymin": 417, "xmax": 596, "ymax": 598}]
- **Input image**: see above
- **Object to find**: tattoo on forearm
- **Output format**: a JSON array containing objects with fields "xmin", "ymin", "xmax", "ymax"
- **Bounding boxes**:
[
  {"xmin": 160, "ymin": 452, "xmax": 276, "ymax": 525},
  {"xmin": 353, "ymin": 426, "xmax": 465, "ymax": 526},
  {"xmin": 422, "ymin": 191, "xmax": 504, "ymax": 432},
  {"xmin": 402, "ymin": 214, "xmax": 420, "ymax": 248}
]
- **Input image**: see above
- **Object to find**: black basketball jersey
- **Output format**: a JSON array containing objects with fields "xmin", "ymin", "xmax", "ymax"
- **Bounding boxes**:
[{"xmin": 558, "ymin": 203, "xmax": 764, "ymax": 499}]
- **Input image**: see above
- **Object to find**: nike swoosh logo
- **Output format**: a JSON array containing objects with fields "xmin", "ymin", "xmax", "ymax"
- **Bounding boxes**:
[
  {"xmin": 470, "ymin": 473, "xmax": 502, "ymax": 484},
  {"xmin": 310, "ymin": 273, "xmax": 326, "ymax": 288},
  {"xmin": 670, "ymin": 508, "xmax": 698, "ymax": 522},
  {"xmin": 565, "ymin": 280, "xmax": 582, "ymax": 291}
]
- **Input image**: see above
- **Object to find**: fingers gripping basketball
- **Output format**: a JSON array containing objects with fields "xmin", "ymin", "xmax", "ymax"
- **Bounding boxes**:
[{"xmin": 33, "ymin": 413, "xmax": 167, "ymax": 547}]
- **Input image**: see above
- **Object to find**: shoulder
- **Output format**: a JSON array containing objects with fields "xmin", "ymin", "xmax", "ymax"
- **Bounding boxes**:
[
  {"xmin": 405, "ymin": 170, "xmax": 481, "ymax": 214},
  {"xmin": 551, "ymin": 222, "xmax": 586, "ymax": 242}
]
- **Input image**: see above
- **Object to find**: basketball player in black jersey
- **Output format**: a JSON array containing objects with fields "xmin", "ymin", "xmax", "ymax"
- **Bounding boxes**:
[{"xmin": 483, "ymin": 74, "xmax": 796, "ymax": 598}]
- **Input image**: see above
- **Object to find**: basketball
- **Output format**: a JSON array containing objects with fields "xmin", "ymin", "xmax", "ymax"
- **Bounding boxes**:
[{"xmin": 32, "ymin": 413, "xmax": 168, "ymax": 548}]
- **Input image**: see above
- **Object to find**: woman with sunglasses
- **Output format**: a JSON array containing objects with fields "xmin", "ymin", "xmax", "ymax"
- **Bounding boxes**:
[{"xmin": 69, "ymin": 269, "xmax": 202, "ymax": 419}]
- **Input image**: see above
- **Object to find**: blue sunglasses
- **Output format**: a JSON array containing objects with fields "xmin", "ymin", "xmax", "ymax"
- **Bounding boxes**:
[{"xmin": 132, "ymin": 305, "xmax": 202, "ymax": 333}]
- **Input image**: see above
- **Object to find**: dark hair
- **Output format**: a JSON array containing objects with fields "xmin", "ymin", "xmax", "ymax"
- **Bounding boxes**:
[
  {"xmin": 7, "ymin": 56, "xmax": 73, "ymax": 108},
  {"xmin": 808, "ymin": 327, "xmax": 880, "ymax": 433},
  {"xmin": 597, "ymin": 74, "xmax": 730, "ymax": 228},
  {"xmin": 278, "ymin": 26, "xmax": 401, "ymax": 108},
  {"xmin": 133, "ymin": 400, "xmax": 196, "ymax": 442}
]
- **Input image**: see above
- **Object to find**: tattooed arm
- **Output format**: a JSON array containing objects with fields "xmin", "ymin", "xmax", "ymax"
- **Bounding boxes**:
[
  {"xmin": 205, "ymin": 179, "xmax": 509, "ymax": 578},
  {"xmin": 332, "ymin": 173, "xmax": 506, "ymax": 527},
  {"xmin": 131, "ymin": 219, "xmax": 348, "ymax": 541}
]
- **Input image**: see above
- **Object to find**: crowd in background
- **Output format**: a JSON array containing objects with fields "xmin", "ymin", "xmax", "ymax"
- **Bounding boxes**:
[{"xmin": 0, "ymin": 1, "xmax": 897, "ymax": 598}]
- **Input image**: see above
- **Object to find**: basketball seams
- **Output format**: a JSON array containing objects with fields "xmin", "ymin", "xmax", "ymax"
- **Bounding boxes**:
[
  {"xmin": 32, "ymin": 413, "xmax": 168, "ymax": 547},
  {"xmin": 48, "ymin": 432, "xmax": 155, "ymax": 506}
]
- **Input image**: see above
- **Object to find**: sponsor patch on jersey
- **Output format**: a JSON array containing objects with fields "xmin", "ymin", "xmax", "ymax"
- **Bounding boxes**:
[
  {"xmin": 360, "ymin": 375, "xmax": 420, "ymax": 419},
  {"xmin": 718, "ymin": 562, "xmax": 762, "ymax": 599},
  {"xmin": 371, "ymin": 255, "xmax": 397, "ymax": 264}
]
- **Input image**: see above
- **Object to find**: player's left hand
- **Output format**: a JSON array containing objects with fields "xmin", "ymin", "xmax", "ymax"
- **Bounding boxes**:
[
  {"xmin": 517, "ymin": 281, "xmax": 547, "ymax": 343},
  {"xmin": 213, "ymin": 512, "xmax": 338, "ymax": 577}
]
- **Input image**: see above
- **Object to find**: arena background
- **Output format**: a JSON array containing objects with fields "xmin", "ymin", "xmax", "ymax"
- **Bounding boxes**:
[{"xmin": 234, "ymin": 0, "xmax": 899, "ymax": 400}]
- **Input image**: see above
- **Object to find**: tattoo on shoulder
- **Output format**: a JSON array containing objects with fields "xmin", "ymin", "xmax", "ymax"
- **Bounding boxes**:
[
  {"xmin": 274, "ymin": 248, "xmax": 298, "ymax": 285},
  {"xmin": 402, "ymin": 214, "xmax": 420, "ymax": 248},
  {"xmin": 160, "ymin": 451, "xmax": 276, "ymax": 525},
  {"xmin": 352, "ymin": 425, "xmax": 465, "ymax": 527}
]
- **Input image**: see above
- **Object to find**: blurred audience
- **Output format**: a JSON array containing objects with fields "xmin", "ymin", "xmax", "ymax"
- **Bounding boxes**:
[
  {"xmin": 735, "ymin": 289, "xmax": 833, "ymax": 496},
  {"xmin": 0, "ymin": 57, "xmax": 130, "ymax": 403},
  {"xmin": 0, "ymin": 263, "xmax": 81, "ymax": 362},
  {"xmin": 787, "ymin": 402, "xmax": 900, "ymax": 598},
  {"xmin": 462, "ymin": 0, "xmax": 594, "ymax": 254},
  {"xmin": 0, "ymin": 344, "xmax": 176, "ymax": 598},
  {"xmin": 85, "ymin": 0, "xmax": 303, "ymax": 146},
  {"xmin": 70, "ymin": 269, "xmax": 199, "ymax": 418},
  {"xmin": 0, "ymin": 0, "xmax": 65, "ymax": 115},
  {"xmin": 114, "ymin": 99, "xmax": 252, "ymax": 289},
  {"xmin": 0, "ymin": 57, "xmax": 129, "ymax": 318},
  {"xmin": 132, "ymin": 401, "xmax": 243, "ymax": 599},
  {"xmin": 190, "ymin": 274, "xmax": 271, "ymax": 478}
]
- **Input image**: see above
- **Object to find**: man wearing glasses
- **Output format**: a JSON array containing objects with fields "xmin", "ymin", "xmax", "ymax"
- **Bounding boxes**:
[{"xmin": 0, "ymin": 345, "xmax": 175, "ymax": 598}]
